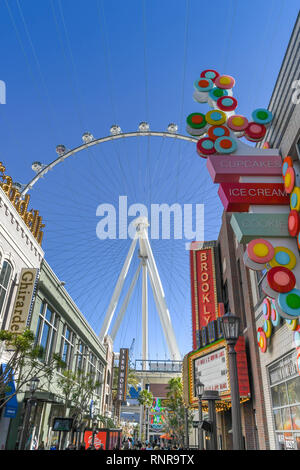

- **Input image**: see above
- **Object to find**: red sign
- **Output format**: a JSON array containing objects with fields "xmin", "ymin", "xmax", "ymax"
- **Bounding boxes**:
[
  {"xmin": 235, "ymin": 336, "xmax": 251, "ymax": 397},
  {"xmin": 218, "ymin": 182, "xmax": 289, "ymax": 212},
  {"xmin": 190, "ymin": 247, "xmax": 219, "ymax": 349},
  {"xmin": 84, "ymin": 430, "xmax": 107, "ymax": 449}
]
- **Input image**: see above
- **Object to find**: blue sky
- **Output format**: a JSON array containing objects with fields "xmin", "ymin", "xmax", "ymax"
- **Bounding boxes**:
[{"xmin": 0, "ymin": 0, "xmax": 299, "ymax": 361}]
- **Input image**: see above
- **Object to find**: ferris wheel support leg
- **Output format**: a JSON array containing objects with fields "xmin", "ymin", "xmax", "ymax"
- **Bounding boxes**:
[
  {"xmin": 142, "ymin": 260, "xmax": 148, "ymax": 369},
  {"xmin": 110, "ymin": 263, "xmax": 142, "ymax": 341},
  {"xmin": 143, "ymin": 237, "xmax": 181, "ymax": 361},
  {"xmin": 99, "ymin": 234, "xmax": 138, "ymax": 342}
]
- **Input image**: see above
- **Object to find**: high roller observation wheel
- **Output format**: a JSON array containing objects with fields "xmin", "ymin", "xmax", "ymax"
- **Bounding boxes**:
[{"xmin": 20, "ymin": 128, "xmax": 198, "ymax": 196}]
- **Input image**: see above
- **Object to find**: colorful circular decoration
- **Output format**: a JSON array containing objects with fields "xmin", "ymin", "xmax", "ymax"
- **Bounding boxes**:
[
  {"xmin": 194, "ymin": 78, "xmax": 214, "ymax": 93},
  {"xmin": 257, "ymin": 327, "xmax": 267, "ymax": 353},
  {"xmin": 244, "ymin": 122, "xmax": 267, "ymax": 142},
  {"xmin": 262, "ymin": 277, "xmax": 278, "ymax": 299},
  {"xmin": 284, "ymin": 167, "xmax": 295, "ymax": 194},
  {"xmin": 227, "ymin": 115, "xmax": 249, "ymax": 132},
  {"xmin": 243, "ymin": 251, "xmax": 268, "ymax": 271},
  {"xmin": 214, "ymin": 75, "xmax": 235, "ymax": 89},
  {"xmin": 200, "ymin": 69, "xmax": 219, "ymax": 82},
  {"xmin": 247, "ymin": 239, "xmax": 274, "ymax": 264},
  {"xmin": 286, "ymin": 318, "xmax": 298, "ymax": 331},
  {"xmin": 278, "ymin": 288, "xmax": 300, "ymax": 318},
  {"xmin": 294, "ymin": 325, "xmax": 300, "ymax": 348},
  {"xmin": 214, "ymin": 136, "xmax": 237, "ymax": 154},
  {"xmin": 297, "ymin": 350, "xmax": 300, "ymax": 376},
  {"xmin": 196, "ymin": 138, "xmax": 216, "ymax": 158},
  {"xmin": 207, "ymin": 125, "xmax": 230, "ymax": 141},
  {"xmin": 216, "ymin": 96, "xmax": 238, "ymax": 112},
  {"xmin": 262, "ymin": 298, "xmax": 271, "ymax": 320},
  {"xmin": 271, "ymin": 304, "xmax": 280, "ymax": 327},
  {"xmin": 282, "ymin": 156, "xmax": 293, "ymax": 177},
  {"xmin": 288, "ymin": 210, "xmax": 300, "ymax": 237},
  {"xmin": 267, "ymin": 266, "xmax": 296, "ymax": 293},
  {"xmin": 274, "ymin": 297, "xmax": 295, "ymax": 321},
  {"xmin": 252, "ymin": 108, "xmax": 273, "ymax": 126},
  {"xmin": 263, "ymin": 319, "xmax": 272, "ymax": 338},
  {"xmin": 269, "ymin": 246, "xmax": 296, "ymax": 270},
  {"xmin": 298, "ymin": 232, "xmax": 300, "ymax": 251},
  {"xmin": 290, "ymin": 187, "xmax": 300, "ymax": 211},
  {"xmin": 205, "ymin": 110, "xmax": 227, "ymax": 126},
  {"xmin": 186, "ymin": 113, "xmax": 207, "ymax": 129},
  {"xmin": 208, "ymin": 87, "xmax": 228, "ymax": 102}
]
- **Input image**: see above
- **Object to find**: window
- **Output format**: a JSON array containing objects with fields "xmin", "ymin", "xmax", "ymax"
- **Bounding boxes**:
[
  {"xmin": 95, "ymin": 360, "xmax": 104, "ymax": 396},
  {"xmin": 0, "ymin": 260, "xmax": 12, "ymax": 316},
  {"xmin": 223, "ymin": 280, "xmax": 229, "ymax": 313},
  {"xmin": 60, "ymin": 324, "xmax": 75, "ymax": 369},
  {"xmin": 269, "ymin": 351, "xmax": 300, "ymax": 450},
  {"xmin": 35, "ymin": 302, "xmax": 59, "ymax": 362},
  {"xmin": 75, "ymin": 341, "xmax": 87, "ymax": 374}
]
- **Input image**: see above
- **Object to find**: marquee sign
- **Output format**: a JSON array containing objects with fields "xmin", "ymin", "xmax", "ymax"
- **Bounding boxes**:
[
  {"xmin": 0, "ymin": 162, "xmax": 45, "ymax": 245},
  {"xmin": 117, "ymin": 348, "xmax": 129, "ymax": 402},
  {"xmin": 207, "ymin": 154, "xmax": 282, "ymax": 183},
  {"xmin": 183, "ymin": 337, "xmax": 250, "ymax": 408},
  {"xmin": 218, "ymin": 183, "xmax": 289, "ymax": 212}
]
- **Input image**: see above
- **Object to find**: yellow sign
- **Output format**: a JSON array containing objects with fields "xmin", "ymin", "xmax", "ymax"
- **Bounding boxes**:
[
  {"xmin": 8, "ymin": 268, "xmax": 38, "ymax": 335},
  {"xmin": 0, "ymin": 162, "xmax": 45, "ymax": 245}
]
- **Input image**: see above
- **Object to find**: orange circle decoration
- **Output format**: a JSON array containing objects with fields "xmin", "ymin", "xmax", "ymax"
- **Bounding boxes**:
[
  {"xmin": 227, "ymin": 115, "xmax": 248, "ymax": 132},
  {"xmin": 214, "ymin": 75, "xmax": 235, "ymax": 89},
  {"xmin": 263, "ymin": 319, "xmax": 272, "ymax": 338},
  {"xmin": 267, "ymin": 266, "xmax": 296, "ymax": 293},
  {"xmin": 200, "ymin": 69, "xmax": 220, "ymax": 82},
  {"xmin": 282, "ymin": 156, "xmax": 293, "ymax": 177},
  {"xmin": 284, "ymin": 167, "xmax": 295, "ymax": 194},
  {"xmin": 216, "ymin": 96, "xmax": 238, "ymax": 112},
  {"xmin": 271, "ymin": 304, "xmax": 280, "ymax": 327},
  {"xmin": 244, "ymin": 122, "xmax": 267, "ymax": 142},
  {"xmin": 257, "ymin": 327, "xmax": 267, "ymax": 353},
  {"xmin": 247, "ymin": 239, "xmax": 274, "ymax": 264},
  {"xmin": 262, "ymin": 298, "xmax": 271, "ymax": 320},
  {"xmin": 286, "ymin": 318, "xmax": 298, "ymax": 331},
  {"xmin": 214, "ymin": 136, "xmax": 237, "ymax": 154},
  {"xmin": 288, "ymin": 210, "xmax": 300, "ymax": 237},
  {"xmin": 208, "ymin": 125, "xmax": 230, "ymax": 141},
  {"xmin": 196, "ymin": 138, "xmax": 216, "ymax": 158},
  {"xmin": 194, "ymin": 78, "xmax": 214, "ymax": 92}
]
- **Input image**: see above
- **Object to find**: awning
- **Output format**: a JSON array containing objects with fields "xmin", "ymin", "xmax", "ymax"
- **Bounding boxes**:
[{"xmin": 1, "ymin": 364, "xmax": 18, "ymax": 419}]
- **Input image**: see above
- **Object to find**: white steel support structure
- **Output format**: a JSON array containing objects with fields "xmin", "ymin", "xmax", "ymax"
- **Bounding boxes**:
[{"xmin": 98, "ymin": 217, "xmax": 181, "ymax": 364}]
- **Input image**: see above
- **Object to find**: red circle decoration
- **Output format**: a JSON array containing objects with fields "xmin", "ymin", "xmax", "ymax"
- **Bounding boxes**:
[
  {"xmin": 207, "ymin": 125, "xmax": 230, "ymax": 141},
  {"xmin": 257, "ymin": 327, "xmax": 267, "ymax": 353},
  {"xmin": 200, "ymin": 69, "xmax": 219, "ymax": 82},
  {"xmin": 288, "ymin": 210, "xmax": 300, "ymax": 237},
  {"xmin": 196, "ymin": 137, "xmax": 216, "ymax": 158},
  {"xmin": 216, "ymin": 96, "xmax": 238, "ymax": 112},
  {"xmin": 247, "ymin": 239, "xmax": 274, "ymax": 264},
  {"xmin": 244, "ymin": 122, "xmax": 267, "ymax": 142},
  {"xmin": 267, "ymin": 266, "xmax": 296, "ymax": 293},
  {"xmin": 214, "ymin": 75, "xmax": 235, "ymax": 89},
  {"xmin": 284, "ymin": 167, "xmax": 295, "ymax": 194},
  {"xmin": 282, "ymin": 156, "xmax": 294, "ymax": 177}
]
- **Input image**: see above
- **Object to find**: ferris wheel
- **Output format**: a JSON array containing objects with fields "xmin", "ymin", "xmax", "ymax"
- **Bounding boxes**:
[{"xmin": 17, "ymin": 122, "xmax": 223, "ymax": 362}]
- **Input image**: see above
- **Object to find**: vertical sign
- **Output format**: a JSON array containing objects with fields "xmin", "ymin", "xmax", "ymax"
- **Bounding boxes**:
[
  {"xmin": 117, "ymin": 348, "xmax": 129, "ymax": 402},
  {"xmin": 8, "ymin": 268, "xmax": 38, "ymax": 335},
  {"xmin": 190, "ymin": 245, "xmax": 219, "ymax": 350}
]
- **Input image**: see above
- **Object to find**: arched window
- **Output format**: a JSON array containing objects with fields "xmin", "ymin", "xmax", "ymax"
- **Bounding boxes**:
[{"xmin": 0, "ymin": 260, "xmax": 12, "ymax": 316}]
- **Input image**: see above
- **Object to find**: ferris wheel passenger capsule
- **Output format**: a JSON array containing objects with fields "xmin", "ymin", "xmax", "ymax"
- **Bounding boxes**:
[
  {"xmin": 56, "ymin": 145, "xmax": 66, "ymax": 156},
  {"xmin": 138, "ymin": 122, "xmax": 150, "ymax": 132},
  {"xmin": 82, "ymin": 132, "xmax": 94, "ymax": 143},
  {"xmin": 167, "ymin": 123, "xmax": 178, "ymax": 134},
  {"xmin": 110, "ymin": 125, "xmax": 122, "ymax": 135},
  {"xmin": 31, "ymin": 161, "xmax": 44, "ymax": 173}
]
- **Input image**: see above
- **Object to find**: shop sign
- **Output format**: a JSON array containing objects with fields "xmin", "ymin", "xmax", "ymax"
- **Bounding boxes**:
[
  {"xmin": 218, "ymin": 182, "xmax": 289, "ymax": 212},
  {"xmin": 117, "ymin": 348, "xmax": 129, "ymax": 402},
  {"xmin": 8, "ymin": 268, "xmax": 38, "ymax": 336},
  {"xmin": 207, "ymin": 154, "xmax": 282, "ymax": 183},
  {"xmin": 230, "ymin": 213, "xmax": 290, "ymax": 243}
]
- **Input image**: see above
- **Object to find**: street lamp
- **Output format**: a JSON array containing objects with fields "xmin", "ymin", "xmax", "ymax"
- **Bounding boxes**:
[
  {"xmin": 221, "ymin": 311, "xmax": 244, "ymax": 450},
  {"xmin": 196, "ymin": 379, "xmax": 204, "ymax": 450},
  {"xmin": 19, "ymin": 377, "xmax": 40, "ymax": 450},
  {"xmin": 91, "ymin": 419, "xmax": 98, "ymax": 449}
]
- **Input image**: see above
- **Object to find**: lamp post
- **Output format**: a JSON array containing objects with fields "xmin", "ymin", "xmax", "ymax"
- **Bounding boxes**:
[
  {"xmin": 184, "ymin": 406, "xmax": 189, "ymax": 449},
  {"xmin": 91, "ymin": 418, "xmax": 98, "ymax": 449},
  {"xmin": 196, "ymin": 379, "xmax": 204, "ymax": 450},
  {"xmin": 221, "ymin": 311, "xmax": 244, "ymax": 450},
  {"xmin": 202, "ymin": 390, "xmax": 219, "ymax": 450},
  {"xmin": 19, "ymin": 377, "xmax": 40, "ymax": 450}
]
